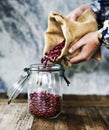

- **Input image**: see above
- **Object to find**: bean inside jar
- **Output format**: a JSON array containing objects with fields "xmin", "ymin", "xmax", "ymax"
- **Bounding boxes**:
[
  {"xmin": 28, "ymin": 64, "xmax": 63, "ymax": 119},
  {"xmin": 29, "ymin": 91, "xmax": 61, "ymax": 118}
]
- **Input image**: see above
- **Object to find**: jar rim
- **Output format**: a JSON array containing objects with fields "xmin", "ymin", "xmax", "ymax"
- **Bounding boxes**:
[{"xmin": 29, "ymin": 64, "xmax": 64, "ymax": 72}]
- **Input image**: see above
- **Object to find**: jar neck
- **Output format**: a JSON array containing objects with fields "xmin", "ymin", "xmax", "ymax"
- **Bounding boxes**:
[
  {"xmin": 23, "ymin": 64, "xmax": 70, "ymax": 86},
  {"xmin": 29, "ymin": 64, "xmax": 63, "ymax": 72}
]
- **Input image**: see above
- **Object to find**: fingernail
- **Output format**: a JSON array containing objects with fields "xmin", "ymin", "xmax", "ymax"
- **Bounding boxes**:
[{"xmin": 69, "ymin": 49, "xmax": 72, "ymax": 53}]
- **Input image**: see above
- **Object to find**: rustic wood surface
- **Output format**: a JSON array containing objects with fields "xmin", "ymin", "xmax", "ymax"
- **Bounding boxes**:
[{"xmin": 0, "ymin": 94, "xmax": 109, "ymax": 130}]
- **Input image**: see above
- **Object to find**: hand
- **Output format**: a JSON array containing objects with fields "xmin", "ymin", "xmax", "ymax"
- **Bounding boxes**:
[
  {"xmin": 69, "ymin": 31, "xmax": 100, "ymax": 64},
  {"xmin": 67, "ymin": 4, "xmax": 91, "ymax": 21}
]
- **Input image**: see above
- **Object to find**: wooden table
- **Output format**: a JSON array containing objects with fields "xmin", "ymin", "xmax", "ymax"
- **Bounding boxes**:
[{"xmin": 0, "ymin": 94, "xmax": 109, "ymax": 130}]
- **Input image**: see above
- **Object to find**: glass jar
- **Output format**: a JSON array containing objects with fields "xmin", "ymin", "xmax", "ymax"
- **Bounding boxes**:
[
  {"xmin": 27, "ymin": 64, "xmax": 64, "ymax": 119},
  {"xmin": 7, "ymin": 63, "xmax": 70, "ymax": 119}
]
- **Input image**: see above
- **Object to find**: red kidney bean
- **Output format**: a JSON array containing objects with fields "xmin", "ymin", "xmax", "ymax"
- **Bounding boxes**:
[
  {"xmin": 41, "ymin": 40, "xmax": 65, "ymax": 67},
  {"xmin": 29, "ymin": 91, "xmax": 61, "ymax": 118}
]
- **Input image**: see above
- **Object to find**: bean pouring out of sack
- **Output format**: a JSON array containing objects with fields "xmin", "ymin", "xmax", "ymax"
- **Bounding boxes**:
[{"xmin": 41, "ymin": 9, "xmax": 101, "ymax": 67}]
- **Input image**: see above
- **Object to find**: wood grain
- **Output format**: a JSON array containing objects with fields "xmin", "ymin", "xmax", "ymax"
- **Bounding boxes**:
[
  {"xmin": 0, "ymin": 95, "xmax": 109, "ymax": 130},
  {"xmin": 0, "ymin": 102, "xmax": 34, "ymax": 130},
  {"xmin": 1, "ymin": 94, "xmax": 109, "ymax": 106}
]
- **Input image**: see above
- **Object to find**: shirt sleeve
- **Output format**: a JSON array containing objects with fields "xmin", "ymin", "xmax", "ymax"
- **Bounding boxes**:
[
  {"xmin": 89, "ymin": 0, "xmax": 109, "ymax": 47},
  {"xmin": 98, "ymin": 20, "xmax": 109, "ymax": 48}
]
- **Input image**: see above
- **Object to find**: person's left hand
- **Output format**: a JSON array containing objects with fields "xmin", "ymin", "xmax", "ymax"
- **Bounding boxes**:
[
  {"xmin": 69, "ymin": 31, "xmax": 100, "ymax": 64},
  {"xmin": 67, "ymin": 4, "xmax": 91, "ymax": 21}
]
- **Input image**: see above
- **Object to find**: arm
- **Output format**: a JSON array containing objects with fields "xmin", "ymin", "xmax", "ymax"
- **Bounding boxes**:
[
  {"xmin": 90, "ymin": 0, "xmax": 109, "ymax": 48},
  {"xmin": 67, "ymin": 1, "xmax": 109, "ymax": 64}
]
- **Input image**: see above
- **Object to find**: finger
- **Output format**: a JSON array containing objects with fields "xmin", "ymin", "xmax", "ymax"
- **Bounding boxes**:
[
  {"xmin": 70, "ymin": 45, "xmax": 90, "ymax": 64},
  {"xmin": 66, "ymin": 9, "xmax": 81, "ymax": 21},
  {"xmin": 70, "ymin": 42, "xmax": 98, "ymax": 64},
  {"xmin": 70, "ymin": 52, "xmax": 86, "ymax": 64},
  {"xmin": 70, "ymin": 15, "xmax": 77, "ymax": 21},
  {"xmin": 69, "ymin": 39, "xmax": 85, "ymax": 53},
  {"xmin": 66, "ymin": 13, "xmax": 77, "ymax": 21}
]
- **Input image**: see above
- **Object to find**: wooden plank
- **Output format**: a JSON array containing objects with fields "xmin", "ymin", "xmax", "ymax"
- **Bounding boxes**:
[
  {"xmin": 0, "ymin": 102, "xmax": 109, "ymax": 130},
  {"xmin": 31, "ymin": 118, "xmax": 55, "ymax": 130},
  {"xmin": 1, "ymin": 94, "xmax": 109, "ymax": 130},
  {"xmin": 62, "ymin": 106, "xmax": 85, "ymax": 129},
  {"xmin": 63, "ymin": 95, "xmax": 109, "ymax": 106},
  {"xmin": 54, "ymin": 117, "xmax": 68, "ymax": 130},
  {"xmin": 63, "ymin": 106, "xmax": 107, "ymax": 130},
  {"xmin": 97, "ymin": 107, "xmax": 109, "ymax": 128},
  {"xmin": 81, "ymin": 107, "xmax": 107, "ymax": 130},
  {"xmin": 1, "ymin": 99, "xmax": 109, "ymax": 106},
  {"xmin": 1, "ymin": 94, "xmax": 109, "ymax": 106},
  {"xmin": 0, "ymin": 103, "xmax": 34, "ymax": 130},
  {"xmin": 31, "ymin": 106, "xmax": 85, "ymax": 130}
]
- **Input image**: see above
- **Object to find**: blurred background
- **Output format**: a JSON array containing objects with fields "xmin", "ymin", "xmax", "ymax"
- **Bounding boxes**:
[{"xmin": 0, "ymin": 0, "xmax": 109, "ymax": 94}]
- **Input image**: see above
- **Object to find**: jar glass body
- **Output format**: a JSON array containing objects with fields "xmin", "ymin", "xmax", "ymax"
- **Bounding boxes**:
[{"xmin": 28, "ymin": 64, "xmax": 63, "ymax": 119}]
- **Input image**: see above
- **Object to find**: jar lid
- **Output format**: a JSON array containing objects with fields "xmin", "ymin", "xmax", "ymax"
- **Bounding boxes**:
[
  {"xmin": 29, "ymin": 64, "xmax": 64, "ymax": 72},
  {"xmin": 7, "ymin": 74, "xmax": 30, "ymax": 104}
]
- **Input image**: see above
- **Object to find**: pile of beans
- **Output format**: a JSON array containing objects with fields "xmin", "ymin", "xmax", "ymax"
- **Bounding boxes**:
[
  {"xmin": 41, "ymin": 40, "xmax": 65, "ymax": 66},
  {"xmin": 29, "ymin": 91, "xmax": 61, "ymax": 118}
]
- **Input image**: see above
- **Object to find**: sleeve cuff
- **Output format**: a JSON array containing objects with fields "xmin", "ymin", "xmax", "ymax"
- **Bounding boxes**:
[{"xmin": 98, "ymin": 20, "xmax": 109, "ymax": 48}]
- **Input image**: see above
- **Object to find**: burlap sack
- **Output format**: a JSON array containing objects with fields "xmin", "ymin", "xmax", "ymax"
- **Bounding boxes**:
[{"xmin": 44, "ymin": 9, "xmax": 101, "ymax": 66}]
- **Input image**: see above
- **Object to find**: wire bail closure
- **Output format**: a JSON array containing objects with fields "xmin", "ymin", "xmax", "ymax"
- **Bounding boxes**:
[
  {"xmin": 7, "ymin": 64, "xmax": 70, "ymax": 104},
  {"xmin": 7, "ymin": 68, "xmax": 30, "ymax": 104}
]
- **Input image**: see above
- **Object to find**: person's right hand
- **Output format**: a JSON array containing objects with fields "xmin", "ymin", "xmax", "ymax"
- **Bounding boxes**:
[
  {"xmin": 69, "ymin": 31, "xmax": 100, "ymax": 64},
  {"xmin": 66, "ymin": 4, "xmax": 100, "ymax": 64}
]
